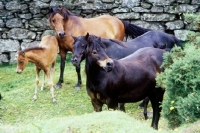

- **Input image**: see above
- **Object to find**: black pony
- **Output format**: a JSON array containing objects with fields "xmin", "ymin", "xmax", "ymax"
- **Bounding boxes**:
[
  {"xmin": 84, "ymin": 35, "xmax": 166, "ymax": 129},
  {"xmin": 71, "ymin": 31, "xmax": 182, "ymax": 115},
  {"xmin": 71, "ymin": 30, "xmax": 182, "ymax": 67}
]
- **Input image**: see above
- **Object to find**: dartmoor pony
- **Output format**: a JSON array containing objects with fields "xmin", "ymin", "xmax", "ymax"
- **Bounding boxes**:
[
  {"xmin": 16, "ymin": 35, "xmax": 59, "ymax": 104},
  {"xmin": 48, "ymin": 6, "xmax": 150, "ymax": 89},
  {"xmin": 71, "ymin": 31, "xmax": 182, "ymax": 118},
  {"xmin": 71, "ymin": 30, "xmax": 182, "ymax": 67},
  {"xmin": 85, "ymin": 35, "xmax": 166, "ymax": 129}
]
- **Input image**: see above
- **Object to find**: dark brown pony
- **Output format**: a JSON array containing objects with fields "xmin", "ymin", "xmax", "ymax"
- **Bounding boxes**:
[
  {"xmin": 48, "ymin": 7, "xmax": 150, "ymax": 89},
  {"xmin": 16, "ymin": 35, "xmax": 59, "ymax": 104},
  {"xmin": 85, "ymin": 35, "xmax": 166, "ymax": 129}
]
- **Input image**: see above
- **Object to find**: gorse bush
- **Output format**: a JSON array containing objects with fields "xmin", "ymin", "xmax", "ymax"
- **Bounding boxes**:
[
  {"xmin": 157, "ymin": 45, "xmax": 200, "ymax": 128},
  {"xmin": 156, "ymin": 13, "xmax": 200, "ymax": 129}
]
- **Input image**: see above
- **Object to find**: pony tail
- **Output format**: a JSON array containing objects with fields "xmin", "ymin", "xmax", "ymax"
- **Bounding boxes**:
[
  {"xmin": 122, "ymin": 21, "xmax": 150, "ymax": 39},
  {"xmin": 173, "ymin": 36, "xmax": 183, "ymax": 49}
]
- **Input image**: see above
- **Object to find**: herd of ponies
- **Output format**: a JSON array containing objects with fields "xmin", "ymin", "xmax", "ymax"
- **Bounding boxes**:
[{"xmin": 14, "ymin": 7, "xmax": 183, "ymax": 129}]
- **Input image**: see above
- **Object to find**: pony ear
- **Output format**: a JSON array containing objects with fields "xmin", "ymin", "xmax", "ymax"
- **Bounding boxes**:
[
  {"xmin": 98, "ymin": 37, "xmax": 101, "ymax": 41},
  {"xmin": 85, "ymin": 32, "xmax": 90, "ymax": 40},
  {"xmin": 87, "ymin": 36, "xmax": 92, "ymax": 44},
  {"xmin": 19, "ymin": 51, "xmax": 25, "ymax": 57},
  {"xmin": 72, "ymin": 36, "xmax": 77, "ymax": 41}
]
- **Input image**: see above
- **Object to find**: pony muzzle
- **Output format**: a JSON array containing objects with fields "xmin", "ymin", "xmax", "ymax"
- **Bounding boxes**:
[
  {"xmin": 98, "ymin": 58, "xmax": 114, "ymax": 72},
  {"xmin": 71, "ymin": 56, "xmax": 81, "ymax": 66},
  {"xmin": 16, "ymin": 68, "xmax": 22, "ymax": 74},
  {"xmin": 58, "ymin": 31, "xmax": 66, "ymax": 38}
]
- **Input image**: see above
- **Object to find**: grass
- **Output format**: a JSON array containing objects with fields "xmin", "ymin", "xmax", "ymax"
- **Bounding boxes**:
[{"xmin": 0, "ymin": 54, "xmax": 199, "ymax": 133}]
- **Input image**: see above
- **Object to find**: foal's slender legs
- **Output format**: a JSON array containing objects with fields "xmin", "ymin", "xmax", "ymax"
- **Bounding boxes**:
[
  {"xmin": 40, "ymin": 71, "xmax": 45, "ymax": 90},
  {"xmin": 33, "ymin": 67, "xmax": 41, "ymax": 101},
  {"xmin": 48, "ymin": 61, "xmax": 57, "ymax": 104}
]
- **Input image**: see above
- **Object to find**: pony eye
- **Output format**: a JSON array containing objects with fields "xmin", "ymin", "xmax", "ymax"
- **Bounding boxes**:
[
  {"xmin": 52, "ymin": 20, "xmax": 55, "ymax": 23},
  {"xmin": 92, "ymin": 50, "xmax": 97, "ymax": 54}
]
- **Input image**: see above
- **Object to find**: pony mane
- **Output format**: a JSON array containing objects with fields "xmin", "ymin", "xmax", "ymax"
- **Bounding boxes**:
[
  {"xmin": 108, "ymin": 39, "xmax": 127, "ymax": 47},
  {"xmin": 49, "ymin": 7, "xmax": 77, "ymax": 20},
  {"xmin": 88, "ymin": 35, "xmax": 106, "ymax": 49},
  {"xmin": 20, "ymin": 46, "xmax": 45, "ymax": 53}
]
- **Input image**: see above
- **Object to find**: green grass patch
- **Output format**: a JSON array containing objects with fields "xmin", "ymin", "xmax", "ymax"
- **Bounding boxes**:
[{"xmin": 0, "ymin": 55, "xmax": 198, "ymax": 133}]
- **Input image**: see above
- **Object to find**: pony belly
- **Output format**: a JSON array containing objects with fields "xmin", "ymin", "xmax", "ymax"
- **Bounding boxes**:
[{"xmin": 117, "ymin": 93, "xmax": 147, "ymax": 103}]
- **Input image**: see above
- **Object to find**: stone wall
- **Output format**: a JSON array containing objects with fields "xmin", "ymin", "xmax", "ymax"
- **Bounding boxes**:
[{"xmin": 0, "ymin": 0, "xmax": 199, "ymax": 64}]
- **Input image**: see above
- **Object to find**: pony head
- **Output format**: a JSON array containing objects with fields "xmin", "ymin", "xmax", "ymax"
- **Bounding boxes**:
[
  {"xmin": 16, "ymin": 51, "xmax": 28, "ymax": 74},
  {"xmin": 49, "ymin": 7, "xmax": 74, "ymax": 38}
]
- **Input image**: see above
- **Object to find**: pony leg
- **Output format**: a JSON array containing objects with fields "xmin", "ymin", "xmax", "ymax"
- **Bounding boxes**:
[
  {"xmin": 75, "ymin": 65, "xmax": 82, "ymax": 90},
  {"xmin": 55, "ymin": 50, "xmax": 66, "ymax": 89},
  {"xmin": 33, "ymin": 67, "xmax": 40, "ymax": 101},
  {"xmin": 41, "ymin": 71, "xmax": 45, "ymax": 90},
  {"xmin": 151, "ymin": 88, "xmax": 165, "ymax": 129},
  {"xmin": 46, "ymin": 68, "xmax": 57, "ymax": 104},
  {"xmin": 119, "ymin": 103, "xmax": 126, "ymax": 112},
  {"xmin": 143, "ymin": 97, "xmax": 150, "ymax": 120},
  {"xmin": 107, "ymin": 98, "xmax": 118, "ymax": 111}
]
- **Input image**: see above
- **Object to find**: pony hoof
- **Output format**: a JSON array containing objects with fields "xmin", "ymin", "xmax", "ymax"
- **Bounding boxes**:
[
  {"xmin": 54, "ymin": 84, "xmax": 62, "ymax": 89},
  {"xmin": 138, "ymin": 106, "xmax": 144, "ymax": 109},
  {"xmin": 32, "ymin": 98, "xmax": 37, "ymax": 102},
  {"xmin": 74, "ymin": 86, "xmax": 81, "ymax": 90}
]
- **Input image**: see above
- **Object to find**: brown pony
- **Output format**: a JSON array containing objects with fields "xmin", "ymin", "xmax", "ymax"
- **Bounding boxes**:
[
  {"xmin": 16, "ymin": 35, "xmax": 59, "ymax": 104},
  {"xmin": 48, "ymin": 7, "xmax": 150, "ymax": 89}
]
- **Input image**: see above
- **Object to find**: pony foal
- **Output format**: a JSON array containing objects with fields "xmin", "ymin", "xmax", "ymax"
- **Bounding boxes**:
[{"xmin": 16, "ymin": 35, "xmax": 58, "ymax": 104}]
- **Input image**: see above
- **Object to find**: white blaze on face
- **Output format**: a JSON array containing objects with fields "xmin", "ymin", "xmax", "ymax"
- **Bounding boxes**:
[{"xmin": 97, "ymin": 58, "xmax": 113, "ymax": 68}]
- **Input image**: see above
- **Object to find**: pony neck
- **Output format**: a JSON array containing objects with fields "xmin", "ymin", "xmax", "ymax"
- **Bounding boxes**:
[
  {"xmin": 85, "ymin": 58, "xmax": 107, "ymax": 85},
  {"xmin": 25, "ymin": 49, "xmax": 44, "ymax": 64},
  {"xmin": 64, "ymin": 16, "xmax": 82, "ymax": 35}
]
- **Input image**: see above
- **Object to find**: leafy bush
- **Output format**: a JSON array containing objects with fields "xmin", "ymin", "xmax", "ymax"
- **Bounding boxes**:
[
  {"xmin": 156, "ymin": 13, "xmax": 200, "ymax": 129},
  {"xmin": 157, "ymin": 45, "xmax": 200, "ymax": 128}
]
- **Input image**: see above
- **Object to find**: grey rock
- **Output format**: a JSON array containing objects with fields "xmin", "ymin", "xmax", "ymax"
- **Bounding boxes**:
[
  {"xmin": 114, "ymin": 12, "xmax": 140, "ymax": 19},
  {"xmin": 141, "ymin": 2, "xmax": 152, "ymax": 9},
  {"xmin": 132, "ymin": 7, "xmax": 150, "ymax": 12},
  {"xmin": 29, "ymin": 1, "xmax": 50, "ymax": 8},
  {"xmin": 165, "ymin": 20, "xmax": 184, "ymax": 30},
  {"xmin": 141, "ymin": 13, "xmax": 175, "ymax": 21},
  {"xmin": 174, "ymin": 30, "xmax": 196, "ymax": 41},
  {"xmin": 18, "ymin": 13, "xmax": 32, "ymax": 20},
  {"xmin": 0, "ymin": 39, "xmax": 20, "ymax": 52},
  {"xmin": 151, "ymin": 6, "xmax": 163, "ymax": 12},
  {"xmin": 164, "ymin": 4, "xmax": 199, "ymax": 13},
  {"xmin": 41, "ymin": 30, "xmax": 56, "ymax": 38},
  {"xmin": 29, "ymin": 18, "xmax": 51, "ymax": 29},
  {"xmin": 0, "ymin": 2, "xmax": 4, "ymax": 10},
  {"xmin": 0, "ymin": 19, "xmax": 5, "ymax": 28},
  {"xmin": 0, "ymin": 54, "xmax": 9, "ymax": 64},
  {"xmin": 21, "ymin": 41, "xmax": 40, "ymax": 50},
  {"xmin": 10, "ymin": 52, "xmax": 17, "ymax": 64},
  {"xmin": 6, "ymin": 18, "xmax": 23, "ymax": 28},
  {"xmin": 5, "ymin": 1, "xmax": 21, "ymax": 10},
  {"xmin": 122, "ymin": 0, "xmax": 140, "ymax": 8},
  {"xmin": 132, "ymin": 20, "xmax": 165, "ymax": 31},
  {"xmin": 177, "ymin": 0, "xmax": 190, "ymax": 4},
  {"xmin": 7, "ymin": 28, "xmax": 36, "ymax": 40},
  {"xmin": 112, "ymin": 8, "xmax": 130, "ymax": 13},
  {"xmin": 145, "ymin": 0, "xmax": 175, "ymax": 6}
]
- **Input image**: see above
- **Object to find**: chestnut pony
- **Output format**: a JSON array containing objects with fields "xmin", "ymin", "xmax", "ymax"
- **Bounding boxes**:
[
  {"xmin": 16, "ymin": 35, "xmax": 59, "ymax": 104},
  {"xmin": 48, "ymin": 7, "xmax": 150, "ymax": 89}
]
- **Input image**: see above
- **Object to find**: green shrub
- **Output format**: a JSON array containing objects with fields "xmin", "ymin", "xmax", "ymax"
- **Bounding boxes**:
[
  {"xmin": 157, "ymin": 44, "xmax": 200, "ymax": 128},
  {"xmin": 156, "ymin": 13, "xmax": 200, "ymax": 129}
]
